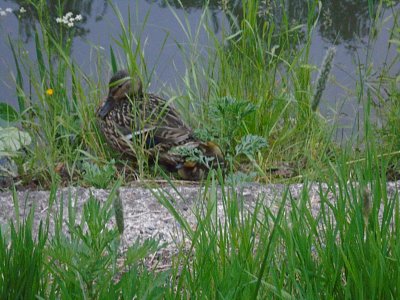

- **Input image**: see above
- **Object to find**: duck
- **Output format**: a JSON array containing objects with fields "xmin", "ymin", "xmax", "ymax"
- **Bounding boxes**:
[{"xmin": 96, "ymin": 69, "xmax": 224, "ymax": 180}]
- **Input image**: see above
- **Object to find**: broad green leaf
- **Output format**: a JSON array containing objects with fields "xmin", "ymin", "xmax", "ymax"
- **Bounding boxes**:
[
  {"xmin": 0, "ymin": 103, "xmax": 19, "ymax": 122},
  {"xmin": 0, "ymin": 127, "xmax": 31, "ymax": 153}
]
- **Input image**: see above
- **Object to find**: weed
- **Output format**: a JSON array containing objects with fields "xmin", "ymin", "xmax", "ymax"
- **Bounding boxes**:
[{"xmin": 81, "ymin": 159, "xmax": 116, "ymax": 189}]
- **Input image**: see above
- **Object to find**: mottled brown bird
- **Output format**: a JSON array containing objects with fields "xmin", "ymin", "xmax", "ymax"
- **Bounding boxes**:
[{"xmin": 96, "ymin": 69, "xmax": 224, "ymax": 180}]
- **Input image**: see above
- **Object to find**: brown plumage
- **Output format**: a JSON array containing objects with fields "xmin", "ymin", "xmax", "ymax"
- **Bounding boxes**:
[{"xmin": 96, "ymin": 70, "xmax": 224, "ymax": 180}]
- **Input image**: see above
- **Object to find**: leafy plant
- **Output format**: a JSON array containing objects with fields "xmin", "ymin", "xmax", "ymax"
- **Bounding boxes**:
[
  {"xmin": 81, "ymin": 159, "xmax": 116, "ymax": 188},
  {"xmin": 169, "ymin": 145, "xmax": 216, "ymax": 169},
  {"xmin": 0, "ymin": 127, "xmax": 31, "ymax": 156},
  {"xmin": 206, "ymin": 96, "xmax": 257, "ymax": 154},
  {"xmin": 235, "ymin": 134, "xmax": 268, "ymax": 158}
]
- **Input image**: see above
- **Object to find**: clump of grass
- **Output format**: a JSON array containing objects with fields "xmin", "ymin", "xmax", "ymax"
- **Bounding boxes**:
[
  {"xmin": 3, "ymin": 147, "xmax": 400, "ymax": 298},
  {"xmin": 0, "ymin": 198, "xmax": 48, "ymax": 299},
  {"xmin": 170, "ymin": 0, "xmax": 336, "ymax": 179},
  {"xmin": 3, "ymin": 0, "xmax": 110, "ymax": 186},
  {"xmin": 152, "ymin": 147, "xmax": 400, "ymax": 298},
  {"xmin": 2, "ymin": 1, "xmax": 164, "ymax": 185},
  {"xmin": 0, "ymin": 183, "xmax": 169, "ymax": 298}
]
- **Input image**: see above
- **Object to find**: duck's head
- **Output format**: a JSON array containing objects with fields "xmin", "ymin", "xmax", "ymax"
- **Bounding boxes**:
[{"xmin": 97, "ymin": 70, "xmax": 143, "ymax": 118}]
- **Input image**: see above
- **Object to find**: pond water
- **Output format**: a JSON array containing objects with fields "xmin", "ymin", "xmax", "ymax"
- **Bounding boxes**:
[{"xmin": 0, "ymin": 1, "xmax": 398, "ymax": 140}]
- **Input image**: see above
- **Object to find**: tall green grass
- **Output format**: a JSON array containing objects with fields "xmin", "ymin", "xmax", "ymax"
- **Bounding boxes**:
[
  {"xmin": 2, "ymin": 149, "xmax": 399, "ymax": 298},
  {"xmin": 5, "ymin": 1, "xmax": 109, "ymax": 186},
  {"xmin": 0, "ymin": 182, "xmax": 170, "ymax": 298},
  {"xmin": 0, "ymin": 199, "xmax": 48, "ymax": 299},
  {"xmin": 0, "ymin": 0, "xmax": 399, "ymax": 298},
  {"xmin": 2, "ymin": 1, "xmax": 150, "ymax": 186},
  {"xmin": 2, "ymin": 0, "xmax": 398, "ymax": 184},
  {"xmin": 170, "ymin": 0, "xmax": 338, "ymax": 179},
  {"xmin": 153, "ymin": 141, "xmax": 400, "ymax": 298}
]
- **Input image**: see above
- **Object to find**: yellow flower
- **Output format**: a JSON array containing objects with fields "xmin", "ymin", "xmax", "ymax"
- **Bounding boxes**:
[{"xmin": 46, "ymin": 88, "xmax": 54, "ymax": 96}]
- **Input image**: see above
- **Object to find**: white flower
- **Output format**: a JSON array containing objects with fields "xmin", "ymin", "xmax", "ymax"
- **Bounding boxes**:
[
  {"xmin": 19, "ymin": 7, "xmax": 26, "ymax": 13},
  {"xmin": 0, "ymin": 11, "xmax": 6, "ymax": 16},
  {"xmin": 55, "ymin": 12, "xmax": 82, "ymax": 27},
  {"xmin": 5, "ymin": 8, "xmax": 12, "ymax": 13}
]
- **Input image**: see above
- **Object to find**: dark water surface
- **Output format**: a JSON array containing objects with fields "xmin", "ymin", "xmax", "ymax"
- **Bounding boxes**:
[{"xmin": 0, "ymin": 1, "xmax": 398, "ymax": 139}]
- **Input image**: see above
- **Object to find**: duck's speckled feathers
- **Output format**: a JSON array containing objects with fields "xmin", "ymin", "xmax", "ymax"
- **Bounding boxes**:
[{"xmin": 97, "ymin": 70, "xmax": 224, "ymax": 180}]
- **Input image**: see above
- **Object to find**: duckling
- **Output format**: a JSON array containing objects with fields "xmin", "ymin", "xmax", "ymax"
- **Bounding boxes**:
[
  {"xmin": 96, "ymin": 70, "xmax": 224, "ymax": 180},
  {"xmin": 176, "ymin": 142, "xmax": 225, "ymax": 181}
]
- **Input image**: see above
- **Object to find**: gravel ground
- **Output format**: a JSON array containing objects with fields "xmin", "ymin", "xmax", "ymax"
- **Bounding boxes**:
[{"xmin": 1, "ymin": 181, "xmax": 399, "ymax": 269}]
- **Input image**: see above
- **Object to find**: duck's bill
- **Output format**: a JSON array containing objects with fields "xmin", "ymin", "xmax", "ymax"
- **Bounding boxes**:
[{"xmin": 98, "ymin": 96, "xmax": 114, "ymax": 118}]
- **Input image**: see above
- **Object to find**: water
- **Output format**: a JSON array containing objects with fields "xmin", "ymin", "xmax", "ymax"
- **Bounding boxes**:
[{"xmin": 0, "ymin": 0, "xmax": 398, "ymax": 140}]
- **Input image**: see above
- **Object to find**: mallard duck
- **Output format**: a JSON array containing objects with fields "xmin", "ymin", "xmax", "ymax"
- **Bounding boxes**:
[{"xmin": 96, "ymin": 70, "xmax": 224, "ymax": 180}]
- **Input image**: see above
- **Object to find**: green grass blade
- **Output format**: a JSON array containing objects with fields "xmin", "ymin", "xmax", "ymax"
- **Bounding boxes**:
[
  {"xmin": 8, "ymin": 36, "xmax": 25, "ymax": 113},
  {"xmin": 110, "ymin": 45, "xmax": 118, "ymax": 73},
  {"xmin": 34, "ymin": 29, "xmax": 46, "ymax": 82}
]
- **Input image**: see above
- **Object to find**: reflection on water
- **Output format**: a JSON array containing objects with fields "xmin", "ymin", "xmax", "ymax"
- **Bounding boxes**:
[
  {"xmin": 2, "ymin": 0, "xmax": 108, "ymax": 42},
  {"xmin": 144, "ymin": 0, "xmax": 242, "ymax": 32},
  {"xmin": 0, "ymin": 0, "xmax": 398, "ymax": 138},
  {"xmin": 317, "ymin": 1, "xmax": 370, "ymax": 46},
  {"xmin": 148, "ymin": 0, "xmax": 376, "ymax": 45},
  {"xmin": 2, "ymin": 0, "xmax": 381, "ymax": 45}
]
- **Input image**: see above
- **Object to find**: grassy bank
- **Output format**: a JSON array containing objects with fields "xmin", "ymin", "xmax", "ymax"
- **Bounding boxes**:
[
  {"xmin": 0, "ymin": 0, "xmax": 397, "ymax": 186},
  {"xmin": 1, "ymin": 158, "xmax": 399, "ymax": 298},
  {"xmin": 0, "ymin": 0, "xmax": 399, "ymax": 298}
]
